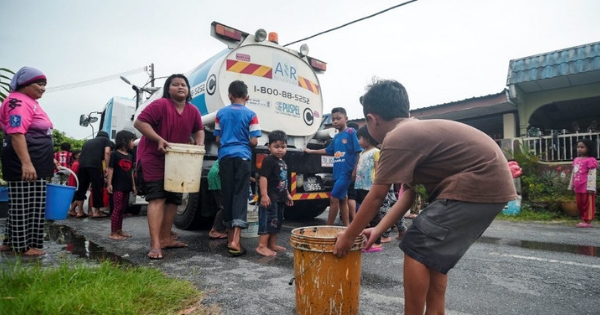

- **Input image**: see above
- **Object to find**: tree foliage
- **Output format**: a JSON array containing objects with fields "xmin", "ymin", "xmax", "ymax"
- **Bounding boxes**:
[
  {"xmin": 0, "ymin": 68, "xmax": 15, "ymax": 102},
  {"xmin": 52, "ymin": 129, "xmax": 85, "ymax": 151}
]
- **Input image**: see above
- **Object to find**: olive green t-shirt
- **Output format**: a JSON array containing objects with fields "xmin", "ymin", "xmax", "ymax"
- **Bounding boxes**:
[{"xmin": 374, "ymin": 118, "xmax": 516, "ymax": 203}]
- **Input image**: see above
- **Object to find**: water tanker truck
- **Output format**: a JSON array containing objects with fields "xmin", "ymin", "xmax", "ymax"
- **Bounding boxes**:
[{"xmin": 89, "ymin": 22, "xmax": 336, "ymax": 229}]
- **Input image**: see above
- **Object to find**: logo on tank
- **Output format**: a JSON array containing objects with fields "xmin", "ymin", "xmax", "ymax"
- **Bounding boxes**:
[
  {"xmin": 303, "ymin": 108, "xmax": 314, "ymax": 126},
  {"xmin": 275, "ymin": 102, "xmax": 300, "ymax": 118},
  {"xmin": 273, "ymin": 57, "xmax": 298, "ymax": 85},
  {"xmin": 207, "ymin": 74, "xmax": 217, "ymax": 95}
]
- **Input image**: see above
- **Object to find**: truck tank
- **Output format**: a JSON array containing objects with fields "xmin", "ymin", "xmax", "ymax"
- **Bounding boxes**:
[{"xmin": 136, "ymin": 22, "xmax": 333, "ymax": 229}]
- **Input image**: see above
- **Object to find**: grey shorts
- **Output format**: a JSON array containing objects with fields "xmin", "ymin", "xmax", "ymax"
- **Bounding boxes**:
[{"xmin": 399, "ymin": 199, "xmax": 504, "ymax": 274}]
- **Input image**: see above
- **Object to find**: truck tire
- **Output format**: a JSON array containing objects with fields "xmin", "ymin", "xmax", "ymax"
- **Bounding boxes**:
[
  {"xmin": 126, "ymin": 205, "xmax": 142, "ymax": 216},
  {"xmin": 174, "ymin": 179, "xmax": 217, "ymax": 230},
  {"xmin": 284, "ymin": 199, "xmax": 328, "ymax": 220},
  {"xmin": 174, "ymin": 193, "xmax": 202, "ymax": 230}
]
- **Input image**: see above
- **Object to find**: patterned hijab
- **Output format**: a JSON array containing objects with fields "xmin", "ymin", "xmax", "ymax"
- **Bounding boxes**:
[{"xmin": 10, "ymin": 66, "xmax": 47, "ymax": 91}]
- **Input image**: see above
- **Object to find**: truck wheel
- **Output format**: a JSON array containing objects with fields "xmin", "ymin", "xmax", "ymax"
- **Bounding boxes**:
[
  {"xmin": 174, "ymin": 181, "xmax": 217, "ymax": 230},
  {"xmin": 174, "ymin": 193, "xmax": 202, "ymax": 230},
  {"xmin": 284, "ymin": 199, "xmax": 328, "ymax": 220},
  {"xmin": 126, "ymin": 205, "xmax": 142, "ymax": 216}
]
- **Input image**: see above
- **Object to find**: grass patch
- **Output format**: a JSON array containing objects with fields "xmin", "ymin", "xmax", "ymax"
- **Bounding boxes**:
[
  {"xmin": 496, "ymin": 202, "xmax": 580, "ymax": 223},
  {"xmin": 0, "ymin": 260, "xmax": 220, "ymax": 315}
]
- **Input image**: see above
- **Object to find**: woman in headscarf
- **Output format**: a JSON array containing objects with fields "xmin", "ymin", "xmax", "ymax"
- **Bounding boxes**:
[{"xmin": 0, "ymin": 66, "xmax": 54, "ymax": 256}]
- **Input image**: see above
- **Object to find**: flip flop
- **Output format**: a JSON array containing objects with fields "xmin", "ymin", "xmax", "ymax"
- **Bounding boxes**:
[
  {"xmin": 75, "ymin": 213, "xmax": 88, "ymax": 218},
  {"xmin": 147, "ymin": 249, "xmax": 163, "ymax": 259},
  {"xmin": 162, "ymin": 241, "xmax": 188, "ymax": 249},
  {"xmin": 362, "ymin": 246, "xmax": 383, "ymax": 253},
  {"xmin": 228, "ymin": 246, "xmax": 247, "ymax": 257},
  {"xmin": 91, "ymin": 213, "xmax": 109, "ymax": 218},
  {"xmin": 209, "ymin": 233, "xmax": 228, "ymax": 240}
]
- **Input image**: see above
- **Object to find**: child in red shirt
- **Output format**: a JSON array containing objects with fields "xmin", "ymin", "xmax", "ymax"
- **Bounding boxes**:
[{"xmin": 68, "ymin": 151, "xmax": 84, "ymax": 217}]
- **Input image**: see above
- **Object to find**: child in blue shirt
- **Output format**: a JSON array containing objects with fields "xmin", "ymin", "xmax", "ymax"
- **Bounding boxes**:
[
  {"xmin": 304, "ymin": 107, "xmax": 361, "ymax": 226},
  {"xmin": 214, "ymin": 80, "xmax": 262, "ymax": 256}
]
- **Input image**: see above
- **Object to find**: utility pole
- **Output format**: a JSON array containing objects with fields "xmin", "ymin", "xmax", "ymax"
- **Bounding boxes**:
[{"xmin": 149, "ymin": 63, "xmax": 155, "ymax": 87}]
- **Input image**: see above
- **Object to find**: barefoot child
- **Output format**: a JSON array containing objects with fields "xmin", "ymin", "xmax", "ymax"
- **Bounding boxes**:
[
  {"xmin": 256, "ymin": 130, "xmax": 293, "ymax": 257},
  {"xmin": 568, "ymin": 138, "xmax": 597, "ymax": 228},
  {"xmin": 107, "ymin": 130, "xmax": 137, "ymax": 240}
]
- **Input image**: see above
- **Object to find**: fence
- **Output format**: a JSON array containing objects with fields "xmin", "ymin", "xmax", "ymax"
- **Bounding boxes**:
[{"xmin": 521, "ymin": 132, "xmax": 600, "ymax": 162}]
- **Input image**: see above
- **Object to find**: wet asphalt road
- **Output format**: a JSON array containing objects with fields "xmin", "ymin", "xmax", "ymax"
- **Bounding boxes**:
[{"xmin": 18, "ymin": 209, "xmax": 600, "ymax": 315}]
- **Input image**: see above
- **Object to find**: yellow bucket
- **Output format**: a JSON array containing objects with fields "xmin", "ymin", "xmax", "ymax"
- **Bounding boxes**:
[
  {"xmin": 164, "ymin": 144, "xmax": 205, "ymax": 193},
  {"xmin": 290, "ymin": 226, "xmax": 365, "ymax": 315}
]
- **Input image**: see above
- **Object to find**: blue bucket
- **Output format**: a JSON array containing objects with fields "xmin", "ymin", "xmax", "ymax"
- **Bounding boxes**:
[
  {"xmin": 45, "ymin": 184, "xmax": 76, "ymax": 220},
  {"xmin": 0, "ymin": 186, "xmax": 8, "ymax": 202},
  {"xmin": 502, "ymin": 198, "xmax": 522, "ymax": 216}
]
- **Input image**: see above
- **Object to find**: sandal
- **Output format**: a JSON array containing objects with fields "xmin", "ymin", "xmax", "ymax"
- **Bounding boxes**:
[
  {"xmin": 209, "ymin": 232, "xmax": 228, "ymax": 239},
  {"xmin": 147, "ymin": 249, "xmax": 163, "ymax": 259},
  {"xmin": 228, "ymin": 246, "xmax": 247, "ymax": 257},
  {"xmin": 362, "ymin": 245, "xmax": 383, "ymax": 253},
  {"xmin": 162, "ymin": 241, "xmax": 188, "ymax": 249}
]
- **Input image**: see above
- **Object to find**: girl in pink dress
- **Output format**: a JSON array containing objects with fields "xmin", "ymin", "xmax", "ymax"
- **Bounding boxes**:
[{"xmin": 568, "ymin": 139, "xmax": 597, "ymax": 228}]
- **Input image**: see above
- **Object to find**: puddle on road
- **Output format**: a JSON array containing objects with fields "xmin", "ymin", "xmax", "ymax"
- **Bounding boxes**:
[
  {"xmin": 44, "ymin": 223, "xmax": 132, "ymax": 265},
  {"xmin": 0, "ymin": 220, "xmax": 130, "ymax": 265},
  {"xmin": 478, "ymin": 236, "xmax": 599, "ymax": 257}
]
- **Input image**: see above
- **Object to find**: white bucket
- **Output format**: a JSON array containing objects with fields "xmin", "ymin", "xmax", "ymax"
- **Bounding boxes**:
[
  {"xmin": 164, "ymin": 144, "xmax": 205, "ymax": 193},
  {"xmin": 241, "ymin": 211, "xmax": 259, "ymax": 238}
]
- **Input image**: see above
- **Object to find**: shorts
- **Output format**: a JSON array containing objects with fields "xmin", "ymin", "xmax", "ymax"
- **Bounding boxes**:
[
  {"xmin": 144, "ymin": 180, "xmax": 183, "ymax": 205},
  {"xmin": 400, "ymin": 199, "xmax": 504, "ymax": 274},
  {"xmin": 355, "ymin": 189, "xmax": 368, "ymax": 204},
  {"xmin": 347, "ymin": 181, "xmax": 357, "ymax": 200},
  {"xmin": 331, "ymin": 178, "xmax": 352, "ymax": 200},
  {"xmin": 258, "ymin": 201, "xmax": 284, "ymax": 234}
]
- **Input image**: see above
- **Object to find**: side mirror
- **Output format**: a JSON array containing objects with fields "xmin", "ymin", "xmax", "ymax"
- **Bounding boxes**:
[
  {"xmin": 89, "ymin": 117, "xmax": 98, "ymax": 123},
  {"xmin": 79, "ymin": 114, "xmax": 89, "ymax": 127}
]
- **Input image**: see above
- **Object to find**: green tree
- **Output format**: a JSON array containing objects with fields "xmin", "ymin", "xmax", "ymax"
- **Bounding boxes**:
[
  {"xmin": 53, "ymin": 129, "xmax": 85, "ymax": 152},
  {"xmin": 0, "ymin": 68, "xmax": 15, "ymax": 102}
]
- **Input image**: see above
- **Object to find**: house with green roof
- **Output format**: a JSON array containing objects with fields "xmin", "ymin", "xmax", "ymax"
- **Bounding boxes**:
[{"xmin": 408, "ymin": 41, "xmax": 600, "ymax": 162}]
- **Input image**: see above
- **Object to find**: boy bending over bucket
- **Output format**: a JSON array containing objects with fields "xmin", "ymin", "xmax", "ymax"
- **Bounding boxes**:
[{"xmin": 333, "ymin": 79, "xmax": 516, "ymax": 314}]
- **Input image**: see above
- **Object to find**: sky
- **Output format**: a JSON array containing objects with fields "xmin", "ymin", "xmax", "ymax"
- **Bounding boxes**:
[{"xmin": 2, "ymin": 0, "xmax": 599, "ymax": 139}]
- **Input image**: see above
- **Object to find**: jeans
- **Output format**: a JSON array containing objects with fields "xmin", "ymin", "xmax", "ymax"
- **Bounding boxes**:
[{"xmin": 219, "ymin": 157, "xmax": 251, "ymax": 228}]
